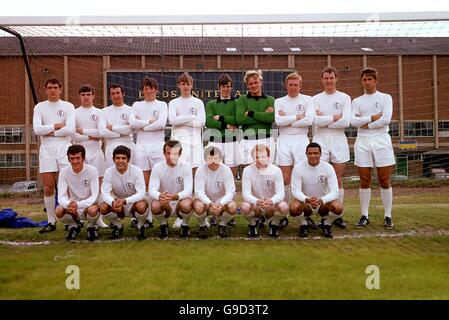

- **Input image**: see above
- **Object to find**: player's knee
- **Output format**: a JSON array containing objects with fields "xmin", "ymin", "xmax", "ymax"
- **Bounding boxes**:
[
  {"xmin": 289, "ymin": 199, "xmax": 300, "ymax": 213},
  {"xmin": 277, "ymin": 201, "xmax": 289, "ymax": 215},
  {"xmin": 135, "ymin": 201, "xmax": 148, "ymax": 214},
  {"xmin": 43, "ymin": 185, "xmax": 55, "ymax": 196},
  {"xmin": 151, "ymin": 201, "xmax": 162, "ymax": 214},
  {"xmin": 179, "ymin": 199, "xmax": 192, "ymax": 213},
  {"xmin": 87, "ymin": 205, "xmax": 99, "ymax": 217},
  {"xmin": 192, "ymin": 200, "xmax": 205, "ymax": 214},
  {"xmin": 55, "ymin": 206, "xmax": 64, "ymax": 218},
  {"xmin": 226, "ymin": 201, "xmax": 238, "ymax": 215},
  {"xmin": 240, "ymin": 202, "xmax": 252, "ymax": 215},
  {"xmin": 99, "ymin": 203, "xmax": 111, "ymax": 215}
]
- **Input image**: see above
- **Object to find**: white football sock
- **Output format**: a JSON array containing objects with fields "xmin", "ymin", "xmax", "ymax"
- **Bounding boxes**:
[
  {"xmin": 243, "ymin": 210, "xmax": 256, "ymax": 226},
  {"xmin": 86, "ymin": 212, "xmax": 99, "ymax": 228},
  {"xmin": 220, "ymin": 211, "xmax": 234, "ymax": 226},
  {"xmin": 179, "ymin": 211, "xmax": 192, "ymax": 226},
  {"xmin": 135, "ymin": 211, "xmax": 149, "ymax": 229},
  {"xmin": 44, "ymin": 195, "xmax": 56, "ymax": 225},
  {"xmin": 380, "ymin": 187, "xmax": 393, "ymax": 218},
  {"xmin": 96, "ymin": 214, "xmax": 108, "ymax": 228},
  {"xmin": 59, "ymin": 213, "xmax": 77, "ymax": 229},
  {"xmin": 194, "ymin": 211, "xmax": 207, "ymax": 227},
  {"xmin": 324, "ymin": 212, "xmax": 340, "ymax": 226},
  {"xmin": 284, "ymin": 185, "xmax": 291, "ymax": 203},
  {"xmin": 103, "ymin": 212, "xmax": 122, "ymax": 228},
  {"xmin": 154, "ymin": 213, "xmax": 167, "ymax": 226},
  {"xmin": 338, "ymin": 188, "xmax": 345, "ymax": 204},
  {"xmin": 291, "ymin": 213, "xmax": 307, "ymax": 226},
  {"xmin": 359, "ymin": 188, "xmax": 371, "ymax": 218}
]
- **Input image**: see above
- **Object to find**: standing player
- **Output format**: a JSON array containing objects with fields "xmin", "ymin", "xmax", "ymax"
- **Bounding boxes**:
[
  {"xmin": 33, "ymin": 78, "xmax": 75, "ymax": 233},
  {"xmin": 290, "ymin": 142, "xmax": 343, "ymax": 238},
  {"xmin": 351, "ymin": 67, "xmax": 395, "ymax": 230},
  {"xmin": 313, "ymin": 67, "xmax": 351, "ymax": 229},
  {"xmin": 168, "ymin": 73, "xmax": 205, "ymax": 229},
  {"xmin": 55, "ymin": 145, "xmax": 100, "ymax": 241},
  {"xmin": 205, "ymin": 74, "xmax": 241, "ymax": 177},
  {"xmin": 236, "ymin": 70, "xmax": 276, "ymax": 165},
  {"xmin": 72, "ymin": 84, "xmax": 108, "ymax": 229},
  {"xmin": 149, "ymin": 140, "xmax": 193, "ymax": 238},
  {"xmin": 240, "ymin": 144, "xmax": 288, "ymax": 238},
  {"xmin": 130, "ymin": 77, "xmax": 168, "ymax": 228},
  {"xmin": 168, "ymin": 73, "xmax": 205, "ymax": 170},
  {"xmin": 193, "ymin": 146, "xmax": 237, "ymax": 238},
  {"xmin": 274, "ymin": 72, "xmax": 314, "ymax": 205},
  {"xmin": 100, "ymin": 145, "xmax": 148, "ymax": 240},
  {"xmin": 99, "ymin": 84, "xmax": 135, "ymax": 168}
]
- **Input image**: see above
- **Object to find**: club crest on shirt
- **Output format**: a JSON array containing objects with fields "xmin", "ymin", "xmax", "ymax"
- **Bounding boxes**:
[
  {"xmin": 296, "ymin": 104, "xmax": 305, "ymax": 112},
  {"xmin": 215, "ymin": 181, "xmax": 222, "ymax": 189},
  {"xmin": 374, "ymin": 102, "xmax": 382, "ymax": 111},
  {"xmin": 317, "ymin": 175, "xmax": 327, "ymax": 184},
  {"xmin": 189, "ymin": 107, "xmax": 197, "ymax": 115},
  {"xmin": 126, "ymin": 182, "xmax": 134, "ymax": 189},
  {"xmin": 176, "ymin": 177, "xmax": 184, "ymax": 185},
  {"xmin": 56, "ymin": 110, "xmax": 65, "ymax": 117},
  {"xmin": 120, "ymin": 113, "xmax": 128, "ymax": 120},
  {"xmin": 82, "ymin": 179, "xmax": 90, "ymax": 188},
  {"xmin": 90, "ymin": 114, "xmax": 98, "ymax": 121},
  {"xmin": 151, "ymin": 110, "xmax": 159, "ymax": 118},
  {"xmin": 264, "ymin": 179, "xmax": 273, "ymax": 188},
  {"xmin": 333, "ymin": 102, "xmax": 342, "ymax": 110}
]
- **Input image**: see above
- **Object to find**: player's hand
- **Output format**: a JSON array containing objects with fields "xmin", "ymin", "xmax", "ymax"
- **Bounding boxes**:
[
  {"xmin": 256, "ymin": 199, "xmax": 264, "ymax": 207},
  {"xmin": 213, "ymin": 115, "xmax": 220, "ymax": 121},
  {"xmin": 88, "ymin": 136, "xmax": 100, "ymax": 141},
  {"xmin": 296, "ymin": 114, "xmax": 305, "ymax": 120},
  {"xmin": 265, "ymin": 106, "xmax": 274, "ymax": 113},
  {"xmin": 106, "ymin": 123, "xmax": 113, "ymax": 131},
  {"xmin": 264, "ymin": 198, "xmax": 273, "ymax": 207},
  {"xmin": 148, "ymin": 117, "xmax": 156, "ymax": 123},
  {"xmin": 227, "ymin": 124, "xmax": 237, "ymax": 129},
  {"xmin": 371, "ymin": 113, "xmax": 382, "ymax": 122},
  {"xmin": 278, "ymin": 110, "xmax": 286, "ymax": 116},
  {"xmin": 333, "ymin": 114, "xmax": 342, "ymax": 122},
  {"xmin": 54, "ymin": 122, "xmax": 65, "ymax": 130},
  {"xmin": 316, "ymin": 110, "xmax": 323, "ymax": 116},
  {"xmin": 76, "ymin": 128, "xmax": 84, "ymax": 134},
  {"xmin": 135, "ymin": 115, "xmax": 140, "ymax": 119},
  {"xmin": 159, "ymin": 192, "xmax": 171, "ymax": 204},
  {"xmin": 361, "ymin": 124, "xmax": 369, "ymax": 129}
]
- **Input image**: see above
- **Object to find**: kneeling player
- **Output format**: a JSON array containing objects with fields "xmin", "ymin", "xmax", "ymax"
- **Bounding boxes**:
[
  {"xmin": 149, "ymin": 140, "xmax": 193, "ymax": 238},
  {"xmin": 100, "ymin": 145, "xmax": 148, "ymax": 240},
  {"xmin": 56, "ymin": 145, "xmax": 100, "ymax": 241},
  {"xmin": 193, "ymin": 146, "xmax": 237, "ymax": 238},
  {"xmin": 290, "ymin": 142, "xmax": 343, "ymax": 238},
  {"xmin": 240, "ymin": 144, "xmax": 288, "ymax": 238}
]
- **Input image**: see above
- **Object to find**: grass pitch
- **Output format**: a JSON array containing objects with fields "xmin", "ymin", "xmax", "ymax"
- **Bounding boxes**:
[{"xmin": 1, "ymin": 187, "xmax": 448, "ymax": 299}]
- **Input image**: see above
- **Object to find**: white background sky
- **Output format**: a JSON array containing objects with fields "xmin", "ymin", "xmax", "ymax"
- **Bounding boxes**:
[{"xmin": 2, "ymin": 0, "xmax": 448, "ymax": 16}]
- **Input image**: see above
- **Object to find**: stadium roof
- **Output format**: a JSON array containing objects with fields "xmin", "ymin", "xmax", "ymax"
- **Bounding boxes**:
[{"xmin": 0, "ymin": 36, "xmax": 448, "ymax": 56}]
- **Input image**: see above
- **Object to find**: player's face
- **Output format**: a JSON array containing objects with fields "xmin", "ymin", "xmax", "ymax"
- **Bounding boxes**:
[
  {"xmin": 79, "ymin": 91, "xmax": 94, "ymax": 107},
  {"xmin": 68, "ymin": 152, "xmax": 84, "ymax": 173},
  {"xmin": 219, "ymin": 83, "xmax": 232, "ymax": 99},
  {"xmin": 46, "ymin": 83, "xmax": 62, "ymax": 102},
  {"xmin": 164, "ymin": 146, "xmax": 181, "ymax": 166},
  {"xmin": 254, "ymin": 151, "xmax": 269, "ymax": 168},
  {"xmin": 321, "ymin": 72, "xmax": 337, "ymax": 92},
  {"xmin": 206, "ymin": 154, "xmax": 221, "ymax": 171},
  {"xmin": 142, "ymin": 85, "xmax": 157, "ymax": 102},
  {"xmin": 306, "ymin": 147, "xmax": 321, "ymax": 166},
  {"xmin": 361, "ymin": 75, "xmax": 377, "ymax": 94},
  {"xmin": 246, "ymin": 76, "xmax": 262, "ymax": 96},
  {"xmin": 113, "ymin": 154, "xmax": 129, "ymax": 172},
  {"xmin": 109, "ymin": 87, "xmax": 124, "ymax": 106},
  {"xmin": 178, "ymin": 81, "xmax": 193, "ymax": 97},
  {"xmin": 285, "ymin": 78, "xmax": 301, "ymax": 97}
]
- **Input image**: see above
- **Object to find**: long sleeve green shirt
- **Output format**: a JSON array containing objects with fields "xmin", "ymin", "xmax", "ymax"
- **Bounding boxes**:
[
  {"xmin": 236, "ymin": 92, "xmax": 275, "ymax": 139},
  {"xmin": 205, "ymin": 97, "xmax": 239, "ymax": 142}
]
